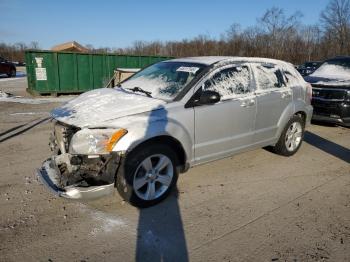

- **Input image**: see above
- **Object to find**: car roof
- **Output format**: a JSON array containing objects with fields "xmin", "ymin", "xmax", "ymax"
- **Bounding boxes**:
[{"xmin": 167, "ymin": 56, "xmax": 293, "ymax": 67}]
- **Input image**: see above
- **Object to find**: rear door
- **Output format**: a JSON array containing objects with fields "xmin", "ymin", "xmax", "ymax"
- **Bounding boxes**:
[
  {"xmin": 252, "ymin": 63, "xmax": 292, "ymax": 143},
  {"xmin": 193, "ymin": 64, "xmax": 256, "ymax": 163}
]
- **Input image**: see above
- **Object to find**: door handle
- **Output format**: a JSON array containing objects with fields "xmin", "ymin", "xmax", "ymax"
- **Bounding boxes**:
[
  {"xmin": 281, "ymin": 91, "xmax": 292, "ymax": 99},
  {"xmin": 240, "ymin": 99, "xmax": 255, "ymax": 107}
]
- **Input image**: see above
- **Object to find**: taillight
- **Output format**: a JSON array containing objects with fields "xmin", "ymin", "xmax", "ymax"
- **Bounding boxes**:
[{"xmin": 306, "ymin": 83, "xmax": 312, "ymax": 103}]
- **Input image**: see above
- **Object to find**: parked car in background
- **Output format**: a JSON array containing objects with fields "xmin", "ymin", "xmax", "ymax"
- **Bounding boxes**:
[
  {"xmin": 0, "ymin": 57, "xmax": 16, "ymax": 77},
  {"xmin": 297, "ymin": 61, "xmax": 322, "ymax": 76},
  {"xmin": 12, "ymin": 61, "xmax": 26, "ymax": 66},
  {"xmin": 304, "ymin": 56, "xmax": 350, "ymax": 127},
  {"xmin": 37, "ymin": 56, "xmax": 313, "ymax": 207}
]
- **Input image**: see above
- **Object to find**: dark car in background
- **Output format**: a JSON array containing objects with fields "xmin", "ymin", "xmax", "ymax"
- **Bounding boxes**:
[
  {"xmin": 304, "ymin": 56, "xmax": 350, "ymax": 127},
  {"xmin": 0, "ymin": 57, "xmax": 16, "ymax": 77},
  {"xmin": 297, "ymin": 61, "xmax": 322, "ymax": 76}
]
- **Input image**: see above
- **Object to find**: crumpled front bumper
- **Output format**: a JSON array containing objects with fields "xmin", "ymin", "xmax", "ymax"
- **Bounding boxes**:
[{"xmin": 36, "ymin": 158, "xmax": 115, "ymax": 200}]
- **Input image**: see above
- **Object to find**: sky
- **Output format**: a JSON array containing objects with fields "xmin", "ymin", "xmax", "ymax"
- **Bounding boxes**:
[{"xmin": 0, "ymin": 0, "xmax": 330, "ymax": 50}]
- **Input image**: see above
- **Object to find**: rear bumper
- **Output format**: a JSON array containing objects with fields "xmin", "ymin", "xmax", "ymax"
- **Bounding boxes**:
[
  {"xmin": 36, "ymin": 158, "xmax": 115, "ymax": 200},
  {"xmin": 305, "ymin": 105, "xmax": 313, "ymax": 126}
]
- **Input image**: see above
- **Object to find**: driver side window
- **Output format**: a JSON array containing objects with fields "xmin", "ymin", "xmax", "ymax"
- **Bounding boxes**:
[{"xmin": 203, "ymin": 66, "xmax": 252, "ymax": 100}]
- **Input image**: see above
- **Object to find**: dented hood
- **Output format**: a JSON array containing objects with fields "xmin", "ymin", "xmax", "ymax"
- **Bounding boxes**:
[{"xmin": 51, "ymin": 88, "xmax": 166, "ymax": 128}]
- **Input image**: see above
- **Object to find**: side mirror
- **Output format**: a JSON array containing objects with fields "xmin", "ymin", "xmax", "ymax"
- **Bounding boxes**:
[{"xmin": 198, "ymin": 90, "xmax": 221, "ymax": 105}]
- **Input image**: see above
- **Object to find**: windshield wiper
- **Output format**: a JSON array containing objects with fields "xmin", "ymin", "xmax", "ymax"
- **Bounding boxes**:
[{"xmin": 126, "ymin": 87, "xmax": 152, "ymax": 98}]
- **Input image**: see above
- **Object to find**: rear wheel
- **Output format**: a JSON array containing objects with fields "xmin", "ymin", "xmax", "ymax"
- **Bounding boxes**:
[
  {"xmin": 273, "ymin": 115, "xmax": 305, "ymax": 156},
  {"xmin": 116, "ymin": 144, "xmax": 178, "ymax": 208},
  {"xmin": 7, "ymin": 68, "xmax": 16, "ymax": 78}
]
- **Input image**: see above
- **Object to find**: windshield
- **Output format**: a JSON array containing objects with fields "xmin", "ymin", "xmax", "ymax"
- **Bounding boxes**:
[
  {"xmin": 304, "ymin": 62, "xmax": 318, "ymax": 68},
  {"xmin": 120, "ymin": 61, "xmax": 206, "ymax": 101},
  {"xmin": 312, "ymin": 59, "xmax": 350, "ymax": 79}
]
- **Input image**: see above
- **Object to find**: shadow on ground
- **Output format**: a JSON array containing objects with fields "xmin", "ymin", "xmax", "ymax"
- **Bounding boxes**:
[
  {"xmin": 136, "ymin": 188, "xmax": 188, "ymax": 262},
  {"xmin": 135, "ymin": 104, "xmax": 188, "ymax": 261},
  {"xmin": 0, "ymin": 117, "xmax": 50, "ymax": 143},
  {"xmin": 304, "ymin": 131, "xmax": 350, "ymax": 164}
]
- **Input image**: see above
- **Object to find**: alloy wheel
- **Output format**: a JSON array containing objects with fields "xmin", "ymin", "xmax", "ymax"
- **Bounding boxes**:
[
  {"xmin": 133, "ymin": 154, "xmax": 174, "ymax": 201},
  {"xmin": 285, "ymin": 122, "xmax": 302, "ymax": 152}
]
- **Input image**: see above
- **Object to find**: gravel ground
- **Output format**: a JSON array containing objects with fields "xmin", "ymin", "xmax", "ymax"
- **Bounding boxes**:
[{"xmin": 0, "ymin": 77, "xmax": 349, "ymax": 262}]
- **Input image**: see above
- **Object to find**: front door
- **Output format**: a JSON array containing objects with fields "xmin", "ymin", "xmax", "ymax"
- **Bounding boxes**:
[{"xmin": 193, "ymin": 64, "xmax": 257, "ymax": 164}]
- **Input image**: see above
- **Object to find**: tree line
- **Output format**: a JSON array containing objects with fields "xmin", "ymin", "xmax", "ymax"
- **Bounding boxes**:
[
  {"xmin": 1, "ymin": 0, "xmax": 349, "ymax": 65},
  {"xmin": 0, "ymin": 41, "xmax": 39, "ymax": 63}
]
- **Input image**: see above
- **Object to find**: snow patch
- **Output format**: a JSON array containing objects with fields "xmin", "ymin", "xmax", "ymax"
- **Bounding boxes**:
[
  {"xmin": 78, "ymin": 204, "xmax": 127, "ymax": 236},
  {"xmin": 51, "ymin": 88, "xmax": 165, "ymax": 128},
  {"xmin": 89, "ymin": 214, "xmax": 126, "ymax": 236},
  {"xmin": 254, "ymin": 65, "xmax": 283, "ymax": 90},
  {"xmin": 311, "ymin": 64, "xmax": 350, "ymax": 80},
  {"xmin": 0, "ymin": 91, "xmax": 75, "ymax": 104},
  {"xmin": 204, "ymin": 66, "xmax": 251, "ymax": 100},
  {"xmin": 211, "ymin": 57, "xmax": 306, "ymax": 91},
  {"xmin": 10, "ymin": 112, "xmax": 48, "ymax": 116},
  {"xmin": 16, "ymin": 71, "xmax": 26, "ymax": 77},
  {"xmin": 0, "ymin": 77, "xmax": 26, "ymax": 82},
  {"xmin": 116, "ymin": 68, "xmax": 140, "ymax": 73},
  {"xmin": 0, "ymin": 71, "xmax": 26, "ymax": 82},
  {"xmin": 122, "ymin": 75, "xmax": 186, "ymax": 101},
  {"xmin": 0, "ymin": 90, "xmax": 14, "ymax": 98}
]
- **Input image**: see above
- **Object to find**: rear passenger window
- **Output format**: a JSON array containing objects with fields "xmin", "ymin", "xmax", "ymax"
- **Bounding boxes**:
[
  {"xmin": 284, "ymin": 70, "xmax": 300, "ymax": 87},
  {"xmin": 255, "ymin": 64, "xmax": 287, "ymax": 90},
  {"xmin": 203, "ymin": 66, "xmax": 251, "ymax": 100}
]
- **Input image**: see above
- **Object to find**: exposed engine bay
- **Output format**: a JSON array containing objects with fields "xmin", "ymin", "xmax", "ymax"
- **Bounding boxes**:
[{"xmin": 48, "ymin": 120, "xmax": 121, "ymax": 188}]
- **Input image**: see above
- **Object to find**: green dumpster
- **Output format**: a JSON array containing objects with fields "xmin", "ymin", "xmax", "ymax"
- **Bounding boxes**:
[{"xmin": 25, "ymin": 50, "xmax": 172, "ymax": 95}]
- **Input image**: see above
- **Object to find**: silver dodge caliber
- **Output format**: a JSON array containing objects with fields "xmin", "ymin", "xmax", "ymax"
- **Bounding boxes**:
[{"xmin": 37, "ymin": 56, "xmax": 313, "ymax": 207}]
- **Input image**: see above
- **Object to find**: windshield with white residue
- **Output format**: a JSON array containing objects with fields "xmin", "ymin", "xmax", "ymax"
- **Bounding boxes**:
[{"xmin": 120, "ymin": 61, "xmax": 206, "ymax": 101}]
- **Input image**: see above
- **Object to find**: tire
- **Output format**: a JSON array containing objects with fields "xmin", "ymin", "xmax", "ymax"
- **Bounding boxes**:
[
  {"xmin": 273, "ymin": 115, "xmax": 305, "ymax": 156},
  {"xmin": 116, "ymin": 144, "xmax": 179, "ymax": 208},
  {"xmin": 7, "ymin": 68, "xmax": 16, "ymax": 78}
]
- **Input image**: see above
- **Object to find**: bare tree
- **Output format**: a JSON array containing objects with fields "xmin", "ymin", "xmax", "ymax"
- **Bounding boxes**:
[
  {"xmin": 320, "ymin": 0, "xmax": 350, "ymax": 54},
  {"xmin": 300, "ymin": 25, "xmax": 322, "ymax": 61},
  {"xmin": 260, "ymin": 7, "xmax": 302, "ymax": 34},
  {"xmin": 29, "ymin": 41, "xmax": 40, "ymax": 50},
  {"xmin": 258, "ymin": 7, "xmax": 303, "ymax": 58}
]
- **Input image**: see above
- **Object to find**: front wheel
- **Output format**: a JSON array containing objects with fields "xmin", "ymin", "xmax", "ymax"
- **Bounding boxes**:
[
  {"xmin": 273, "ymin": 115, "xmax": 305, "ymax": 156},
  {"xmin": 116, "ymin": 144, "xmax": 178, "ymax": 208}
]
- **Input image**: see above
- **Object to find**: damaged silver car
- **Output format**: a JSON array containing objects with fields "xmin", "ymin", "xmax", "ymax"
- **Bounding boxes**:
[{"xmin": 37, "ymin": 56, "xmax": 313, "ymax": 207}]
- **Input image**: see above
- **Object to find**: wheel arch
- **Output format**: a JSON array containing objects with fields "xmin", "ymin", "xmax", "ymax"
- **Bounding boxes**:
[
  {"xmin": 124, "ymin": 135, "xmax": 188, "ymax": 173},
  {"xmin": 294, "ymin": 110, "xmax": 307, "ymax": 125},
  {"xmin": 275, "ymin": 102, "xmax": 308, "ymax": 140}
]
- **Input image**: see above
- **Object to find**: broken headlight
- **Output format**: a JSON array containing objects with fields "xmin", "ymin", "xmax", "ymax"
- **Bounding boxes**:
[{"xmin": 69, "ymin": 128, "xmax": 127, "ymax": 155}]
